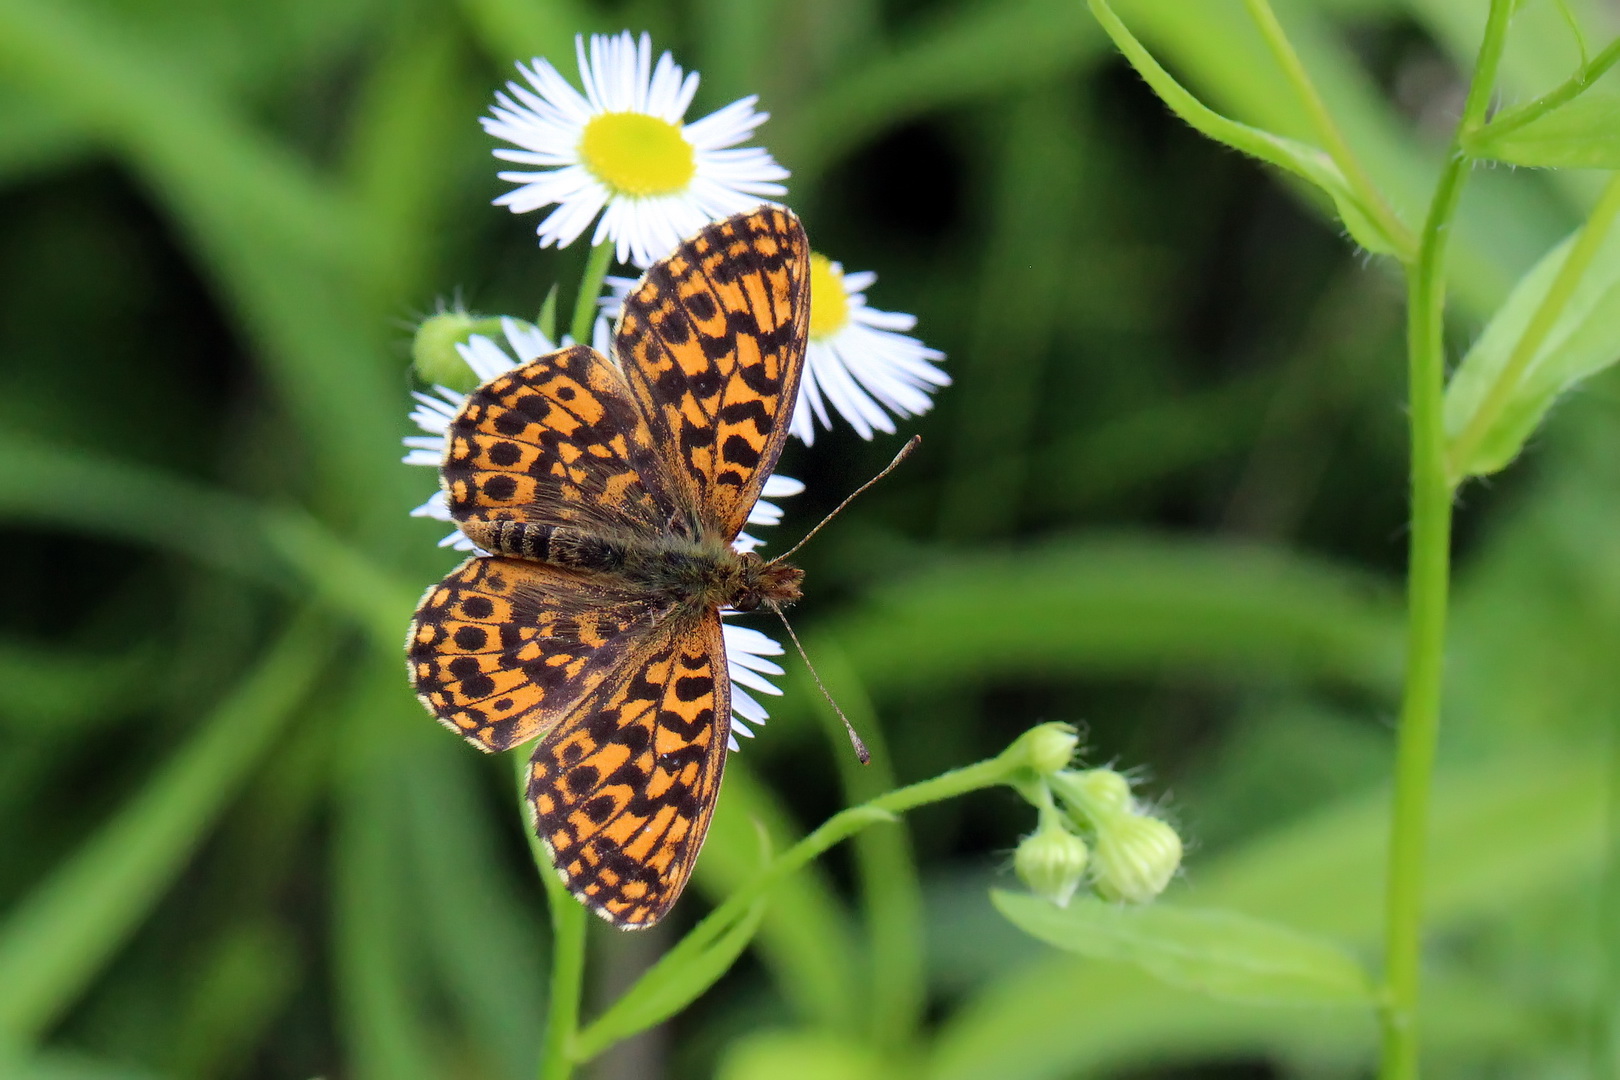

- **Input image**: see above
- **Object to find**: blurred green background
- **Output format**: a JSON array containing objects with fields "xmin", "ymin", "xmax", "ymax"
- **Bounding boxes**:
[{"xmin": 1, "ymin": 0, "xmax": 1617, "ymax": 1076}]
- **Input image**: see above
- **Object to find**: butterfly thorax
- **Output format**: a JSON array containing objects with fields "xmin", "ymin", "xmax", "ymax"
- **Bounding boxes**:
[{"xmin": 459, "ymin": 518, "xmax": 803, "ymax": 613}]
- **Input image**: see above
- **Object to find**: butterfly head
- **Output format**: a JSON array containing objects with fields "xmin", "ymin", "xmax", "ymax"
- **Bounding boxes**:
[{"xmin": 728, "ymin": 551, "xmax": 804, "ymax": 613}]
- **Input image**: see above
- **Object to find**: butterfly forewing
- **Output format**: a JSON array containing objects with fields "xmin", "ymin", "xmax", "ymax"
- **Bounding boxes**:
[
  {"xmin": 444, "ymin": 343, "xmax": 686, "ymax": 539},
  {"xmin": 615, "ymin": 206, "xmax": 810, "ymax": 540},
  {"xmin": 528, "ymin": 610, "xmax": 729, "ymax": 928}
]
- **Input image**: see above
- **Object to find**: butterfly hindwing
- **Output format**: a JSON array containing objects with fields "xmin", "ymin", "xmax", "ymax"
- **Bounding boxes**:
[
  {"xmin": 409, "ymin": 557, "xmax": 673, "ymax": 752},
  {"xmin": 527, "ymin": 610, "xmax": 729, "ymax": 928},
  {"xmin": 615, "ymin": 206, "xmax": 810, "ymax": 541}
]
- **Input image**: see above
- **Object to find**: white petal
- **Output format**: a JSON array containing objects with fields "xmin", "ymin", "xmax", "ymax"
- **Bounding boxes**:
[{"xmin": 761, "ymin": 474, "xmax": 804, "ymax": 498}]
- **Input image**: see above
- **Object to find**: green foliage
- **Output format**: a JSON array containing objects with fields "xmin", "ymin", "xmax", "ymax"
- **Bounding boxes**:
[
  {"xmin": 989, "ymin": 891, "xmax": 1374, "ymax": 1006},
  {"xmin": 1, "ymin": 0, "xmax": 1617, "ymax": 1077},
  {"xmin": 1445, "ymin": 176, "xmax": 1620, "ymax": 479}
]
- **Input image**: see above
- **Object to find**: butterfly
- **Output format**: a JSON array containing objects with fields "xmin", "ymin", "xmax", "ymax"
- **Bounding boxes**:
[{"xmin": 408, "ymin": 207, "xmax": 810, "ymax": 928}]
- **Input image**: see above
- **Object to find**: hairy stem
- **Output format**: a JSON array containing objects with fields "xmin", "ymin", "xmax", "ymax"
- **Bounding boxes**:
[
  {"xmin": 1380, "ymin": 3, "xmax": 1514, "ymax": 1077},
  {"xmin": 1473, "ymin": 35, "xmax": 1620, "ymax": 141}
]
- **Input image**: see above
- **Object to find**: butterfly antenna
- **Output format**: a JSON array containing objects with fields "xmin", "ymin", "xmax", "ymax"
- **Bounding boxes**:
[
  {"xmin": 771, "ymin": 607, "xmax": 870, "ymax": 765},
  {"xmin": 768, "ymin": 435, "xmax": 920, "ymax": 566}
]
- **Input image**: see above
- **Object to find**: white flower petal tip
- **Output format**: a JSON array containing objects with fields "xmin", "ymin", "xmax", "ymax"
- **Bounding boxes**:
[
  {"xmin": 722, "ymin": 621, "xmax": 785, "ymax": 751},
  {"xmin": 484, "ymin": 31, "xmax": 790, "ymax": 268},
  {"xmin": 793, "ymin": 255, "xmax": 948, "ymax": 445}
]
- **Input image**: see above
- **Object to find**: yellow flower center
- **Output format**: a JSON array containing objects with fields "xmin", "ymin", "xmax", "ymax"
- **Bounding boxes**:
[
  {"xmin": 808, "ymin": 254, "xmax": 850, "ymax": 340},
  {"xmin": 578, "ymin": 112, "xmax": 696, "ymax": 197}
]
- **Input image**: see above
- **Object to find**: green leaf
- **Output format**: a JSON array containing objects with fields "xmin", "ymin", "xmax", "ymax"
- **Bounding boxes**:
[
  {"xmin": 1445, "ymin": 176, "xmax": 1620, "ymax": 480},
  {"xmin": 1465, "ymin": 92, "xmax": 1620, "ymax": 169},
  {"xmin": 716, "ymin": 1029, "xmax": 894, "ymax": 1080},
  {"xmin": 989, "ymin": 891, "xmax": 1375, "ymax": 1007},
  {"xmin": 0, "ymin": 617, "xmax": 328, "ymax": 1042},
  {"xmin": 1087, "ymin": 0, "xmax": 1400, "ymax": 256},
  {"xmin": 934, "ymin": 750, "xmax": 1603, "ymax": 1079},
  {"xmin": 575, "ymin": 900, "xmax": 768, "ymax": 1061}
]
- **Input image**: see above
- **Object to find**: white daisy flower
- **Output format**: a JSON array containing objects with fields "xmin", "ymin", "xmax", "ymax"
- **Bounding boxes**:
[
  {"xmin": 483, "ymin": 31, "xmax": 790, "ymax": 268},
  {"xmin": 794, "ymin": 254, "xmax": 949, "ymax": 445},
  {"xmin": 404, "ymin": 316, "xmax": 794, "ymax": 747},
  {"xmin": 602, "ymin": 255, "xmax": 948, "ymax": 445}
]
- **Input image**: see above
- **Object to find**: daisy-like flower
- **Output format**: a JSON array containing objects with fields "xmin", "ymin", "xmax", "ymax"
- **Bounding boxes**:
[
  {"xmin": 794, "ymin": 254, "xmax": 949, "ymax": 445},
  {"xmin": 601, "ymin": 256, "xmax": 949, "ymax": 445},
  {"xmin": 404, "ymin": 316, "xmax": 796, "ymax": 749},
  {"xmin": 484, "ymin": 31, "xmax": 789, "ymax": 268}
]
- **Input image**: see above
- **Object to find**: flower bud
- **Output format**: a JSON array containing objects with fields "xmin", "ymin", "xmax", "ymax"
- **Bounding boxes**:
[
  {"xmin": 1051, "ymin": 768, "xmax": 1135, "ymax": 827},
  {"xmin": 1091, "ymin": 813, "xmax": 1182, "ymax": 904},
  {"xmin": 1009, "ymin": 723, "xmax": 1080, "ymax": 778},
  {"xmin": 1014, "ymin": 825, "xmax": 1090, "ymax": 908},
  {"xmin": 412, "ymin": 310, "xmax": 502, "ymax": 390}
]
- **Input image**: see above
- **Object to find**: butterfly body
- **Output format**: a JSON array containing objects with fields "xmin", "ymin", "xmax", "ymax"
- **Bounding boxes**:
[
  {"xmin": 409, "ymin": 207, "xmax": 810, "ymax": 928},
  {"xmin": 458, "ymin": 519, "xmax": 803, "ymax": 615}
]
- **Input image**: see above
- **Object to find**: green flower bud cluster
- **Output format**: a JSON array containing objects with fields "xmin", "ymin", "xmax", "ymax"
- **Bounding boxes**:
[{"xmin": 1004, "ymin": 724, "xmax": 1183, "ymax": 908}]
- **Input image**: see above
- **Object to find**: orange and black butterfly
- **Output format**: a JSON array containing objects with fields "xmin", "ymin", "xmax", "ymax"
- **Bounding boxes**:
[{"xmin": 408, "ymin": 207, "xmax": 809, "ymax": 928}]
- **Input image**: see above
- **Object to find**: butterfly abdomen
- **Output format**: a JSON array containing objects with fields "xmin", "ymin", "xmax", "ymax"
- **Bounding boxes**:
[
  {"xmin": 459, "ymin": 518, "xmax": 803, "ymax": 613},
  {"xmin": 459, "ymin": 519, "xmax": 629, "ymax": 574}
]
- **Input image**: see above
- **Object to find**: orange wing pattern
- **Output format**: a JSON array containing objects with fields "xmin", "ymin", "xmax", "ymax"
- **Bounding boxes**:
[
  {"xmin": 527, "ymin": 610, "xmax": 729, "ymax": 927},
  {"xmin": 443, "ymin": 344, "xmax": 687, "ymax": 540},
  {"xmin": 615, "ymin": 206, "xmax": 810, "ymax": 540},
  {"xmin": 409, "ymin": 557, "xmax": 671, "ymax": 752}
]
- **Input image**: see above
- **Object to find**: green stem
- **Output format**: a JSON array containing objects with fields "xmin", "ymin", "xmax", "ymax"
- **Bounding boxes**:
[
  {"xmin": 518, "ymin": 759, "xmax": 587, "ymax": 1080},
  {"xmin": 1472, "ymin": 35, "xmax": 1620, "ymax": 143},
  {"xmin": 1446, "ymin": 173, "xmax": 1620, "ymax": 483},
  {"xmin": 1243, "ymin": 0, "xmax": 1413, "ymax": 258},
  {"xmin": 569, "ymin": 241, "xmax": 614, "ymax": 345},
  {"xmin": 671, "ymin": 749, "xmax": 1023, "ymax": 982},
  {"xmin": 1380, "ymin": 4, "xmax": 1513, "ymax": 1078}
]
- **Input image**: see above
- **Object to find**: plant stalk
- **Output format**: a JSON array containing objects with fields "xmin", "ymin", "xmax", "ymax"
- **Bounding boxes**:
[
  {"xmin": 570, "ymin": 241, "xmax": 614, "ymax": 345},
  {"xmin": 1472, "ymin": 35, "xmax": 1620, "ymax": 142},
  {"xmin": 1379, "ymin": 3, "xmax": 1514, "ymax": 1076}
]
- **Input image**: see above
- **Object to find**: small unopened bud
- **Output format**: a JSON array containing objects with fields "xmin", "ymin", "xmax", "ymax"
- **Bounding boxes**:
[
  {"xmin": 1014, "ymin": 825, "xmax": 1090, "ymax": 908},
  {"xmin": 413, "ymin": 310, "xmax": 501, "ymax": 390},
  {"xmin": 1009, "ymin": 723, "xmax": 1080, "ymax": 778},
  {"xmin": 1091, "ymin": 813, "xmax": 1182, "ymax": 904},
  {"xmin": 1052, "ymin": 768, "xmax": 1135, "ymax": 827}
]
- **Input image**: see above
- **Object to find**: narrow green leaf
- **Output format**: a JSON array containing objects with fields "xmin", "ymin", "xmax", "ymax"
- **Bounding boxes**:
[
  {"xmin": 537, "ymin": 284, "xmax": 560, "ymax": 341},
  {"xmin": 0, "ymin": 616, "xmax": 328, "ymax": 1042},
  {"xmin": 990, "ymin": 891, "xmax": 1375, "ymax": 1007},
  {"xmin": 1465, "ymin": 92, "xmax": 1620, "ymax": 169},
  {"xmin": 575, "ymin": 900, "xmax": 768, "ymax": 1060},
  {"xmin": 695, "ymin": 763, "xmax": 864, "ymax": 1033},
  {"xmin": 1445, "ymin": 175, "xmax": 1620, "ymax": 479},
  {"xmin": 1088, "ymin": 0, "xmax": 1400, "ymax": 256}
]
